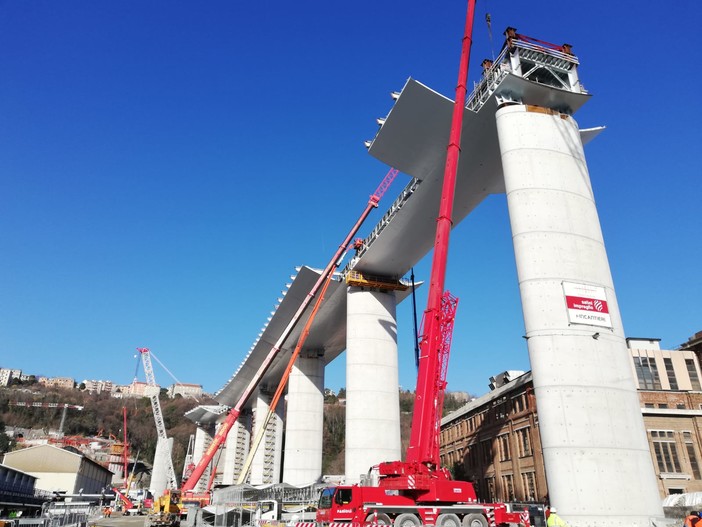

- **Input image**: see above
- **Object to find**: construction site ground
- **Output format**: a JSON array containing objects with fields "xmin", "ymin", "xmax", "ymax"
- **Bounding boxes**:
[{"xmin": 91, "ymin": 513, "xmax": 145, "ymax": 527}]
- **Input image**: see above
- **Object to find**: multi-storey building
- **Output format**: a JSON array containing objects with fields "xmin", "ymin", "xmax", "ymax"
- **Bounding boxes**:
[
  {"xmin": 168, "ymin": 383, "xmax": 203, "ymax": 399},
  {"xmin": 81, "ymin": 379, "xmax": 113, "ymax": 394},
  {"xmin": 0, "ymin": 368, "xmax": 22, "ymax": 386},
  {"xmin": 37, "ymin": 376, "xmax": 75, "ymax": 390},
  {"xmin": 125, "ymin": 380, "xmax": 160, "ymax": 398},
  {"xmin": 440, "ymin": 336, "xmax": 702, "ymax": 501}
]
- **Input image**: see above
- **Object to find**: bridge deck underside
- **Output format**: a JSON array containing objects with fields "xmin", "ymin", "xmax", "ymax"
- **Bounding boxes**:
[{"xmin": 199, "ymin": 75, "xmax": 591, "ymax": 420}]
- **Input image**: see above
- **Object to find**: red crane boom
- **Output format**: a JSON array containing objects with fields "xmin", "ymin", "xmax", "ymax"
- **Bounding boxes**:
[
  {"xmin": 180, "ymin": 167, "xmax": 399, "ymax": 492},
  {"xmin": 378, "ymin": 0, "xmax": 476, "ymax": 487}
]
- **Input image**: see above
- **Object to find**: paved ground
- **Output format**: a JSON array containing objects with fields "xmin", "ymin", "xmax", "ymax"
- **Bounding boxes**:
[{"xmin": 91, "ymin": 513, "xmax": 146, "ymax": 527}]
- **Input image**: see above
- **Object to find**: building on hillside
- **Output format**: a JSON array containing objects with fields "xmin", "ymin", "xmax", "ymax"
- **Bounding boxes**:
[
  {"xmin": 440, "ymin": 336, "xmax": 702, "ymax": 501},
  {"xmin": 124, "ymin": 381, "xmax": 160, "ymax": 398},
  {"xmin": 168, "ymin": 383, "xmax": 202, "ymax": 399},
  {"xmin": 82, "ymin": 379, "xmax": 113, "ymax": 394},
  {"xmin": 0, "ymin": 368, "xmax": 21, "ymax": 386},
  {"xmin": 110, "ymin": 384, "xmax": 129, "ymax": 398},
  {"xmin": 2, "ymin": 444, "xmax": 113, "ymax": 495},
  {"xmin": 37, "ymin": 377, "xmax": 75, "ymax": 390}
]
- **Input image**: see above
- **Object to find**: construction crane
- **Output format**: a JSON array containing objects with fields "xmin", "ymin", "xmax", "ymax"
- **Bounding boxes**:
[
  {"xmin": 10, "ymin": 401, "xmax": 84, "ymax": 438},
  {"xmin": 180, "ymin": 166, "xmax": 399, "ymax": 493},
  {"xmin": 136, "ymin": 347, "xmax": 178, "ymax": 493},
  {"xmin": 316, "ymin": 2, "xmax": 529, "ymax": 526}
]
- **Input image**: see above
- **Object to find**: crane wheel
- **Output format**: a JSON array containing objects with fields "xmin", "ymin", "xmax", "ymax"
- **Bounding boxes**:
[
  {"xmin": 437, "ymin": 513, "xmax": 461, "ymax": 527},
  {"xmin": 393, "ymin": 513, "xmax": 421, "ymax": 527},
  {"xmin": 366, "ymin": 513, "xmax": 392, "ymax": 525},
  {"xmin": 462, "ymin": 514, "xmax": 488, "ymax": 527}
]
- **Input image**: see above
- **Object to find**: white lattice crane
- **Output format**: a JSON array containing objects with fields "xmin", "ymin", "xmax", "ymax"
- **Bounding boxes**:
[{"xmin": 136, "ymin": 347, "xmax": 178, "ymax": 493}]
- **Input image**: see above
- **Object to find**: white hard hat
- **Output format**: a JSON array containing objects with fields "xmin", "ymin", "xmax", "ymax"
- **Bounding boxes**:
[{"xmin": 550, "ymin": 507, "xmax": 557, "ymax": 513}]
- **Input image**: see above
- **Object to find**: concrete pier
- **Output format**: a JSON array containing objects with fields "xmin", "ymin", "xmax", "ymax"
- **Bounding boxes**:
[
  {"xmin": 221, "ymin": 415, "xmax": 251, "ymax": 485},
  {"xmin": 192, "ymin": 425, "xmax": 214, "ymax": 493},
  {"xmin": 249, "ymin": 389, "xmax": 284, "ymax": 484},
  {"xmin": 496, "ymin": 103, "xmax": 662, "ymax": 526},
  {"xmin": 282, "ymin": 352, "xmax": 325, "ymax": 485},
  {"xmin": 345, "ymin": 287, "xmax": 401, "ymax": 483}
]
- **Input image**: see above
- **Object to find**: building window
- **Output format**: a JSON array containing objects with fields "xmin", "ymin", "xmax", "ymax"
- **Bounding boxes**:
[
  {"xmin": 684, "ymin": 432, "xmax": 702, "ymax": 479},
  {"xmin": 481, "ymin": 440, "xmax": 493, "ymax": 466},
  {"xmin": 512, "ymin": 394, "xmax": 526, "ymax": 414},
  {"xmin": 516, "ymin": 427, "xmax": 532, "ymax": 457},
  {"xmin": 677, "ymin": 404, "xmax": 686, "ymax": 410},
  {"xmin": 634, "ymin": 356, "xmax": 662, "ymax": 389},
  {"xmin": 664, "ymin": 358, "xmax": 679, "ymax": 390},
  {"xmin": 651, "ymin": 430, "xmax": 682, "ymax": 473},
  {"xmin": 686, "ymin": 359, "xmax": 701, "ymax": 390},
  {"xmin": 485, "ymin": 477, "xmax": 496, "ymax": 502},
  {"xmin": 521, "ymin": 471, "xmax": 537, "ymax": 502},
  {"xmin": 659, "ymin": 404, "xmax": 668, "ymax": 409},
  {"xmin": 467, "ymin": 444, "xmax": 479, "ymax": 468},
  {"xmin": 498, "ymin": 434, "xmax": 511, "ymax": 461},
  {"xmin": 501, "ymin": 474, "xmax": 515, "ymax": 501},
  {"xmin": 645, "ymin": 403, "xmax": 655, "ymax": 408}
]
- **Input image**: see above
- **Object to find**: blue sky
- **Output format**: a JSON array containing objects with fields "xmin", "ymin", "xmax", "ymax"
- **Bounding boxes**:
[{"xmin": 1, "ymin": 1, "xmax": 700, "ymax": 396}]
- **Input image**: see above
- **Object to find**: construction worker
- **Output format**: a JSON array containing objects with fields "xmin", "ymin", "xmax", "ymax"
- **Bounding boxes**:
[
  {"xmin": 546, "ymin": 507, "xmax": 569, "ymax": 527},
  {"xmin": 684, "ymin": 511, "xmax": 702, "ymax": 526}
]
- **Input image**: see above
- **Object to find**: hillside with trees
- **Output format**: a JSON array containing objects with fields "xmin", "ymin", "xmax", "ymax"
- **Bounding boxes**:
[
  {"xmin": 0, "ymin": 383, "xmax": 208, "ymax": 477},
  {"xmin": 1, "ymin": 383, "xmax": 471, "ymax": 480}
]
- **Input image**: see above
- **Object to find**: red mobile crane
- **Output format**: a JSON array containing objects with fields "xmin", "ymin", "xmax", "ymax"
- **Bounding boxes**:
[{"xmin": 315, "ymin": 2, "xmax": 528, "ymax": 527}]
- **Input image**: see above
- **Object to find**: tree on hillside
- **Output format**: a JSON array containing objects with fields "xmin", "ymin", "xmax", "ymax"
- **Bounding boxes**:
[{"xmin": 0, "ymin": 421, "xmax": 12, "ymax": 454}]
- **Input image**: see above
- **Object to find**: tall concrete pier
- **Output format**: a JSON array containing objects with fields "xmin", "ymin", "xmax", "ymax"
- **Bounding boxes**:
[
  {"xmin": 282, "ymin": 352, "xmax": 325, "ymax": 485},
  {"xmin": 496, "ymin": 104, "xmax": 662, "ymax": 526},
  {"xmin": 250, "ymin": 390, "xmax": 284, "ymax": 484},
  {"xmin": 345, "ymin": 287, "xmax": 401, "ymax": 484}
]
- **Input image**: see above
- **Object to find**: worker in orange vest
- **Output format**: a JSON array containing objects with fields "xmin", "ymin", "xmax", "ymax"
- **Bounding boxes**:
[{"xmin": 684, "ymin": 511, "xmax": 702, "ymax": 527}]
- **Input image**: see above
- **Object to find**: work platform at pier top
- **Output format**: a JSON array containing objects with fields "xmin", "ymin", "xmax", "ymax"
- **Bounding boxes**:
[{"xmin": 186, "ymin": 30, "xmax": 663, "ymax": 527}]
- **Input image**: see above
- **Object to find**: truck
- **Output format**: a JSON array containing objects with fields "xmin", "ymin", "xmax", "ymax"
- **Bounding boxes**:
[
  {"xmin": 315, "ymin": 1, "xmax": 528, "ymax": 526},
  {"xmin": 254, "ymin": 499, "xmax": 317, "ymax": 526},
  {"xmin": 315, "ymin": 481, "xmax": 529, "ymax": 527}
]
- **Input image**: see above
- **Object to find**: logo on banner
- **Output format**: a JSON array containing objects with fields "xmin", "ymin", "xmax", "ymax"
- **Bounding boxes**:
[{"xmin": 562, "ymin": 281, "xmax": 612, "ymax": 329}]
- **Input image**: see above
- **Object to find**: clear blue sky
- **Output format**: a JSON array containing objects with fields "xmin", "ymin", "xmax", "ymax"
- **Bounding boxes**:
[{"xmin": 1, "ymin": 1, "xmax": 700, "ymax": 396}]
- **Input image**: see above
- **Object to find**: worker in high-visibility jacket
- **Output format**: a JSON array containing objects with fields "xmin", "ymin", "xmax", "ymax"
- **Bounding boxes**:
[
  {"xmin": 546, "ymin": 507, "xmax": 569, "ymax": 527},
  {"xmin": 684, "ymin": 511, "xmax": 702, "ymax": 527}
]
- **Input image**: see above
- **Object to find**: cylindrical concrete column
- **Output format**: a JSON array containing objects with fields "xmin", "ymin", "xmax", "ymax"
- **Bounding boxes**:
[
  {"xmin": 192, "ymin": 425, "xmax": 214, "ymax": 493},
  {"xmin": 345, "ymin": 287, "xmax": 401, "ymax": 484},
  {"xmin": 250, "ymin": 389, "xmax": 284, "ymax": 485},
  {"xmin": 150, "ymin": 437, "xmax": 174, "ymax": 498},
  {"xmin": 221, "ymin": 416, "xmax": 251, "ymax": 485},
  {"xmin": 283, "ymin": 352, "xmax": 325, "ymax": 485},
  {"xmin": 496, "ymin": 104, "xmax": 662, "ymax": 526}
]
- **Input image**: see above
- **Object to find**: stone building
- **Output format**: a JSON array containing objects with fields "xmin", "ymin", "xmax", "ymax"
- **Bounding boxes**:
[
  {"xmin": 440, "ymin": 336, "xmax": 702, "ymax": 501},
  {"xmin": 168, "ymin": 383, "xmax": 203, "ymax": 399}
]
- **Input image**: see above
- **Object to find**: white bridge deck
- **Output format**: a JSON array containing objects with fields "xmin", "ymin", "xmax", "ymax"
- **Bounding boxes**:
[{"xmin": 189, "ymin": 49, "xmax": 596, "ymax": 422}]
